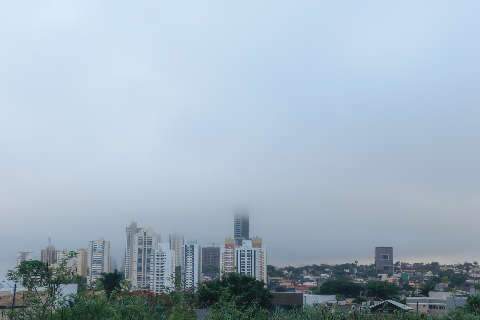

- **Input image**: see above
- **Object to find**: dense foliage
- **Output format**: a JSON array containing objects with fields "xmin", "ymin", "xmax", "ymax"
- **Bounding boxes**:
[
  {"xmin": 5, "ymin": 261, "xmax": 480, "ymax": 320},
  {"xmin": 49, "ymin": 294, "xmax": 169, "ymax": 320},
  {"xmin": 197, "ymin": 273, "xmax": 271, "ymax": 309},
  {"xmin": 7, "ymin": 260, "xmax": 73, "ymax": 320},
  {"xmin": 312, "ymin": 278, "xmax": 363, "ymax": 298},
  {"xmin": 98, "ymin": 270, "xmax": 122, "ymax": 298},
  {"xmin": 467, "ymin": 295, "xmax": 480, "ymax": 315},
  {"xmin": 366, "ymin": 281, "xmax": 399, "ymax": 299}
]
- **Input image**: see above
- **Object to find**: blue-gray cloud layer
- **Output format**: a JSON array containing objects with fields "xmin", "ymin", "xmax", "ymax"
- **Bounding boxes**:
[{"xmin": 1, "ymin": 1, "xmax": 479, "ymax": 273}]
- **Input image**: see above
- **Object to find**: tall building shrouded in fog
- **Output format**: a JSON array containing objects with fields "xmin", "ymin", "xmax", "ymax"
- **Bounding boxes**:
[
  {"xmin": 169, "ymin": 234, "xmax": 185, "ymax": 274},
  {"xmin": 234, "ymin": 210, "xmax": 249, "ymax": 245},
  {"xmin": 87, "ymin": 239, "xmax": 111, "ymax": 286},
  {"xmin": 124, "ymin": 222, "xmax": 141, "ymax": 282},
  {"xmin": 375, "ymin": 247, "xmax": 394, "ymax": 275},
  {"xmin": 41, "ymin": 239, "xmax": 57, "ymax": 266}
]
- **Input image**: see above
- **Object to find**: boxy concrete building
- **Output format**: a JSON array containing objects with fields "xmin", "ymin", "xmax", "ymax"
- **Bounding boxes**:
[{"xmin": 375, "ymin": 247, "xmax": 394, "ymax": 275}]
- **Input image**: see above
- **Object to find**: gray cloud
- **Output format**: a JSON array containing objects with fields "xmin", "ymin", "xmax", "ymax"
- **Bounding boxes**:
[{"xmin": 1, "ymin": 0, "xmax": 480, "ymax": 274}]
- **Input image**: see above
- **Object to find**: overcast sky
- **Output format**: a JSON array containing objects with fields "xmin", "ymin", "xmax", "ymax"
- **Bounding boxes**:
[{"xmin": 1, "ymin": 1, "xmax": 480, "ymax": 275}]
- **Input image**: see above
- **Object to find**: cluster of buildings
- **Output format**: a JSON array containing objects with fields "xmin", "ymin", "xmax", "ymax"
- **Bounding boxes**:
[
  {"xmin": 16, "ymin": 239, "xmax": 89, "ymax": 279},
  {"xmin": 220, "ymin": 212, "xmax": 267, "ymax": 283},
  {"xmin": 15, "ymin": 239, "xmax": 107, "ymax": 286},
  {"xmin": 121, "ymin": 211, "xmax": 266, "ymax": 293},
  {"xmin": 13, "ymin": 211, "xmax": 267, "ymax": 294},
  {"xmin": 268, "ymin": 246, "xmax": 480, "ymax": 315},
  {"xmin": 12, "ymin": 232, "xmax": 479, "ymax": 316}
]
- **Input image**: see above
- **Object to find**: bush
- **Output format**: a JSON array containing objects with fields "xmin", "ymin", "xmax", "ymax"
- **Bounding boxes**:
[
  {"xmin": 49, "ymin": 294, "xmax": 168, "ymax": 320},
  {"xmin": 313, "ymin": 278, "xmax": 364, "ymax": 298},
  {"xmin": 206, "ymin": 300, "xmax": 268, "ymax": 320},
  {"xmin": 198, "ymin": 273, "xmax": 271, "ymax": 309},
  {"xmin": 366, "ymin": 281, "xmax": 399, "ymax": 299}
]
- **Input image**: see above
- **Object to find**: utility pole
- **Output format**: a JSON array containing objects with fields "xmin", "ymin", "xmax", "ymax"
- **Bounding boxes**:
[{"xmin": 11, "ymin": 282, "xmax": 17, "ymax": 310}]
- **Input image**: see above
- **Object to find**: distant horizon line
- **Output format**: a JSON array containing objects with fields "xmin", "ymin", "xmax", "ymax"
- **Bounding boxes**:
[{"xmin": 271, "ymin": 255, "xmax": 480, "ymax": 268}]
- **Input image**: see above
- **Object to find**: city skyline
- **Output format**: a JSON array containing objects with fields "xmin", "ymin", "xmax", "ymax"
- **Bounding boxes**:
[
  {"xmin": 1, "ymin": 1, "xmax": 480, "ymax": 276},
  {"xmin": 0, "ymin": 210, "xmax": 478, "ymax": 282}
]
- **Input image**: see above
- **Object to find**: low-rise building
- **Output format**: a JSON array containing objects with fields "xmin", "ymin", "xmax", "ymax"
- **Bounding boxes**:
[
  {"xmin": 303, "ymin": 294, "xmax": 336, "ymax": 306},
  {"xmin": 369, "ymin": 300, "xmax": 413, "ymax": 313},
  {"xmin": 406, "ymin": 292, "xmax": 467, "ymax": 315}
]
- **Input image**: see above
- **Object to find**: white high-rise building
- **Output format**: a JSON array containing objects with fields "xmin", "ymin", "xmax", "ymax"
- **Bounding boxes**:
[
  {"xmin": 132, "ymin": 228, "xmax": 160, "ymax": 289},
  {"xmin": 235, "ymin": 239, "xmax": 267, "ymax": 283},
  {"xmin": 87, "ymin": 239, "xmax": 111, "ymax": 286},
  {"xmin": 150, "ymin": 243, "xmax": 175, "ymax": 294},
  {"xmin": 184, "ymin": 241, "xmax": 201, "ymax": 291},
  {"xmin": 124, "ymin": 222, "xmax": 140, "ymax": 282}
]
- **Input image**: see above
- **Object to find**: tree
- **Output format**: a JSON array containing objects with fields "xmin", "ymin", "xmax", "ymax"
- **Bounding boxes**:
[
  {"xmin": 366, "ymin": 281, "xmax": 399, "ymax": 300},
  {"xmin": 449, "ymin": 273, "xmax": 468, "ymax": 288},
  {"xmin": 49, "ymin": 294, "xmax": 169, "ymax": 320},
  {"xmin": 99, "ymin": 270, "xmax": 123, "ymax": 298},
  {"xmin": 313, "ymin": 278, "xmax": 363, "ymax": 298},
  {"xmin": 467, "ymin": 295, "xmax": 480, "ymax": 315},
  {"xmin": 168, "ymin": 304, "xmax": 196, "ymax": 320},
  {"xmin": 206, "ymin": 299, "xmax": 268, "ymax": 320},
  {"xmin": 8, "ymin": 260, "xmax": 51, "ymax": 292},
  {"xmin": 164, "ymin": 292, "xmax": 196, "ymax": 320},
  {"xmin": 7, "ymin": 260, "xmax": 70, "ymax": 320},
  {"xmin": 420, "ymin": 280, "xmax": 436, "ymax": 296},
  {"xmin": 267, "ymin": 265, "xmax": 284, "ymax": 278},
  {"xmin": 174, "ymin": 266, "xmax": 182, "ymax": 289},
  {"xmin": 198, "ymin": 273, "xmax": 271, "ymax": 309}
]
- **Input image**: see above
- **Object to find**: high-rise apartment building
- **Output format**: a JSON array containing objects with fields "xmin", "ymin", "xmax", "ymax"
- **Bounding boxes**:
[
  {"xmin": 235, "ymin": 239, "xmax": 267, "ymax": 283},
  {"xmin": 220, "ymin": 238, "xmax": 236, "ymax": 276},
  {"xmin": 184, "ymin": 241, "xmax": 201, "ymax": 291},
  {"xmin": 77, "ymin": 248, "xmax": 88, "ymax": 277},
  {"xmin": 87, "ymin": 239, "xmax": 111, "ymax": 286},
  {"xmin": 375, "ymin": 246, "xmax": 394, "ymax": 275},
  {"xmin": 169, "ymin": 234, "xmax": 185, "ymax": 272},
  {"xmin": 201, "ymin": 245, "xmax": 221, "ymax": 280},
  {"xmin": 132, "ymin": 228, "xmax": 160, "ymax": 289},
  {"xmin": 124, "ymin": 222, "xmax": 141, "ymax": 282},
  {"xmin": 234, "ymin": 210, "xmax": 249, "ymax": 245},
  {"xmin": 150, "ymin": 243, "xmax": 175, "ymax": 294}
]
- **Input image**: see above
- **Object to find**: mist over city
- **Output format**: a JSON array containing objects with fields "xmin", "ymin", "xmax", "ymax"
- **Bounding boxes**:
[{"xmin": 1, "ymin": 2, "xmax": 480, "ymax": 319}]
